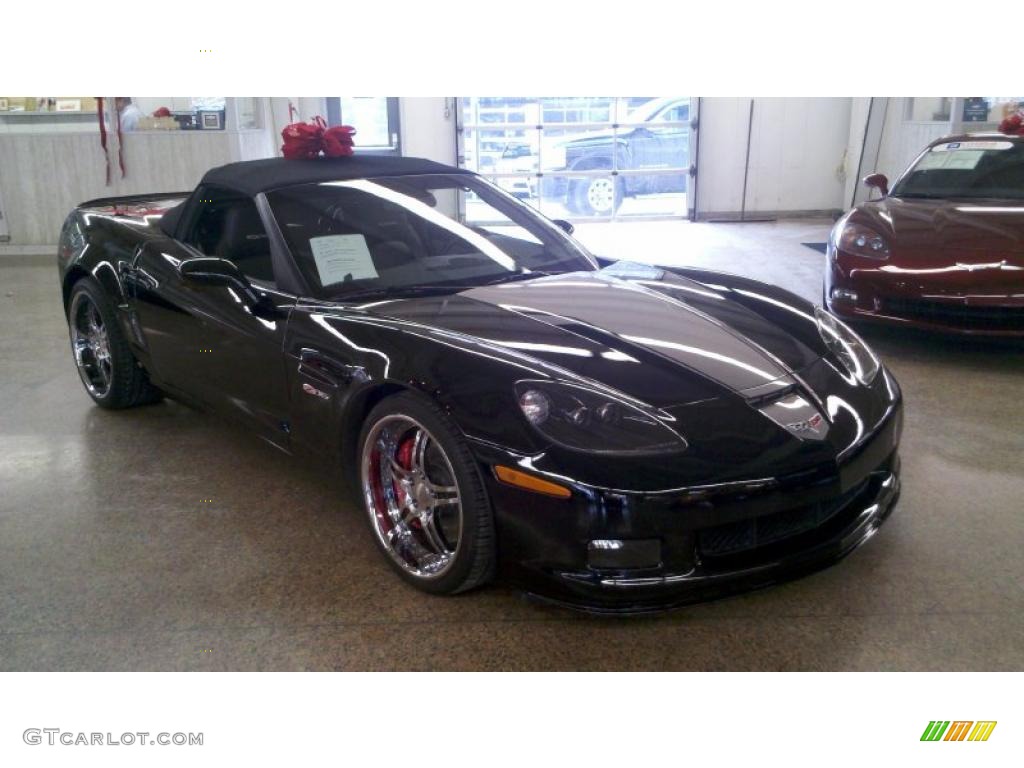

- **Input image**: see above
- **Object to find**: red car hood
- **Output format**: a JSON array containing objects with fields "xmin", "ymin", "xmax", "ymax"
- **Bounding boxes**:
[
  {"xmin": 856, "ymin": 197, "xmax": 1024, "ymax": 261},
  {"xmin": 843, "ymin": 197, "xmax": 1024, "ymax": 301}
]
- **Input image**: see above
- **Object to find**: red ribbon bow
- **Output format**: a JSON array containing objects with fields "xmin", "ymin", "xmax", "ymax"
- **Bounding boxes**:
[
  {"xmin": 998, "ymin": 112, "xmax": 1024, "ymax": 136},
  {"xmin": 281, "ymin": 116, "xmax": 357, "ymax": 159}
]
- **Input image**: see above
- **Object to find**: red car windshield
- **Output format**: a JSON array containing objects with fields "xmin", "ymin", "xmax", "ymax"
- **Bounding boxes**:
[{"xmin": 893, "ymin": 139, "xmax": 1024, "ymax": 201}]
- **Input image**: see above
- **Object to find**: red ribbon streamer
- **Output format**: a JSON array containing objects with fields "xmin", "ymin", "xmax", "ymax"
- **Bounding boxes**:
[
  {"xmin": 115, "ymin": 101, "xmax": 126, "ymax": 179},
  {"xmin": 97, "ymin": 97, "xmax": 110, "ymax": 186},
  {"xmin": 281, "ymin": 116, "xmax": 356, "ymax": 159}
]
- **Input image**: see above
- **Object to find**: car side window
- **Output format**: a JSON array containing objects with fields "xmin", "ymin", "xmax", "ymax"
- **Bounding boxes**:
[
  {"xmin": 184, "ymin": 187, "xmax": 277, "ymax": 287},
  {"xmin": 644, "ymin": 104, "xmax": 686, "ymax": 136},
  {"xmin": 656, "ymin": 104, "xmax": 688, "ymax": 123}
]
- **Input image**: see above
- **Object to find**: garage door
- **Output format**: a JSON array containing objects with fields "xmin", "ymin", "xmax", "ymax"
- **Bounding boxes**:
[{"xmin": 457, "ymin": 97, "xmax": 690, "ymax": 221}]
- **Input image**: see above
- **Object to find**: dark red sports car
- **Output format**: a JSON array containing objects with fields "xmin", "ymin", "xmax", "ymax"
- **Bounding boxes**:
[{"xmin": 825, "ymin": 133, "xmax": 1024, "ymax": 336}]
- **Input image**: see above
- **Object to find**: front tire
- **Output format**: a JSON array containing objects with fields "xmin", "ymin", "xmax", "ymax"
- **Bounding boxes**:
[
  {"xmin": 67, "ymin": 278, "xmax": 162, "ymax": 409},
  {"xmin": 358, "ymin": 392, "xmax": 495, "ymax": 595},
  {"xmin": 570, "ymin": 173, "xmax": 623, "ymax": 216}
]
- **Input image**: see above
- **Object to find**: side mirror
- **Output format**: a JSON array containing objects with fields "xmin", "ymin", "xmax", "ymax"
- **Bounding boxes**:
[
  {"xmin": 552, "ymin": 219, "xmax": 575, "ymax": 235},
  {"xmin": 179, "ymin": 257, "xmax": 265, "ymax": 308},
  {"xmin": 862, "ymin": 173, "xmax": 889, "ymax": 197},
  {"xmin": 179, "ymin": 256, "xmax": 246, "ymax": 287}
]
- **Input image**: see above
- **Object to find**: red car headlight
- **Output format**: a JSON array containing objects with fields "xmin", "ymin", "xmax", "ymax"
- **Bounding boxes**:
[{"xmin": 834, "ymin": 219, "xmax": 890, "ymax": 259}]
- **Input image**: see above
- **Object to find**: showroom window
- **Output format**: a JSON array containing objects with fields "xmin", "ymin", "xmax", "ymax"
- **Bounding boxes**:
[
  {"xmin": 127, "ymin": 97, "xmax": 262, "ymax": 131},
  {"xmin": 0, "ymin": 97, "xmax": 100, "ymax": 133},
  {"xmin": 457, "ymin": 97, "xmax": 690, "ymax": 221},
  {"xmin": 128, "ymin": 97, "xmax": 228, "ymax": 130},
  {"xmin": 0, "ymin": 97, "xmax": 263, "ymax": 134},
  {"xmin": 903, "ymin": 97, "xmax": 952, "ymax": 122},
  {"xmin": 326, "ymin": 97, "xmax": 401, "ymax": 153},
  {"xmin": 901, "ymin": 96, "xmax": 1024, "ymax": 127}
]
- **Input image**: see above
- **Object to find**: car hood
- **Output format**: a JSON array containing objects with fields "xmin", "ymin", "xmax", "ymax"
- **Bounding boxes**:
[
  {"xmin": 358, "ymin": 269, "xmax": 823, "ymax": 408},
  {"xmin": 856, "ymin": 197, "xmax": 1024, "ymax": 261}
]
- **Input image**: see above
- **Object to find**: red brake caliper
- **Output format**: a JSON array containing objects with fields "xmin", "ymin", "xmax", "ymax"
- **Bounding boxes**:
[{"xmin": 394, "ymin": 434, "xmax": 419, "ymax": 529}]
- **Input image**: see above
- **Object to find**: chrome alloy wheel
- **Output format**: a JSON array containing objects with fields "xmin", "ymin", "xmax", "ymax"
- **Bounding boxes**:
[
  {"xmin": 69, "ymin": 293, "xmax": 113, "ymax": 398},
  {"xmin": 586, "ymin": 177, "xmax": 616, "ymax": 214},
  {"xmin": 361, "ymin": 415, "xmax": 463, "ymax": 579}
]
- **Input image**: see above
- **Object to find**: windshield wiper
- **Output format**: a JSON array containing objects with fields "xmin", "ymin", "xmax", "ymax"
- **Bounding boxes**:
[
  {"xmin": 893, "ymin": 192, "xmax": 947, "ymax": 199},
  {"xmin": 895, "ymin": 192, "xmax": 1024, "ymax": 202},
  {"xmin": 478, "ymin": 270, "xmax": 553, "ymax": 286},
  {"xmin": 333, "ymin": 284, "xmax": 466, "ymax": 303}
]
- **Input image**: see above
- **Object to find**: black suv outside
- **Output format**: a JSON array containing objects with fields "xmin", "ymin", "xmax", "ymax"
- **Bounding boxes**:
[{"xmin": 542, "ymin": 97, "xmax": 690, "ymax": 215}]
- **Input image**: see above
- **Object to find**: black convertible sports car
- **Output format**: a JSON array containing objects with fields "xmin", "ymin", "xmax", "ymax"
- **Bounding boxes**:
[{"xmin": 58, "ymin": 155, "xmax": 902, "ymax": 612}]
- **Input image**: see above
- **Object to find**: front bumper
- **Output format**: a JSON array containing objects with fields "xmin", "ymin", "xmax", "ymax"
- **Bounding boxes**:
[
  {"xmin": 826, "ymin": 250, "xmax": 1024, "ymax": 337},
  {"xmin": 534, "ymin": 460, "xmax": 898, "ymax": 613},
  {"xmin": 472, "ymin": 402, "xmax": 903, "ymax": 613}
]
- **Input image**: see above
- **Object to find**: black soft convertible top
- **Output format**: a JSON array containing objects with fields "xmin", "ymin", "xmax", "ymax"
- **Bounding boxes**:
[
  {"xmin": 202, "ymin": 155, "xmax": 470, "ymax": 197},
  {"xmin": 159, "ymin": 155, "xmax": 471, "ymax": 237}
]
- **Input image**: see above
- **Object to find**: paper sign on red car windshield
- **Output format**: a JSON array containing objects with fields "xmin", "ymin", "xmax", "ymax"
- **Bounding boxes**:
[{"xmin": 932, "ymin": 140, "xmax": 1013, "ymax": 152}]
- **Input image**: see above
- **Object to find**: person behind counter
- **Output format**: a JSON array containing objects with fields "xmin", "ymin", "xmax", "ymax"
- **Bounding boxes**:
[{"xmin": 114, "ymin": 97, "xmax": 143, "ymax": 132}]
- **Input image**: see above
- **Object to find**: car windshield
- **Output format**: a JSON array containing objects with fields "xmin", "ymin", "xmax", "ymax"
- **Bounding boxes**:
[
  {"xmin": 892, "ymin": 139, "xmax": 1024, "ymax": 200},
  {"xmin": 266, "ymin": 174, "xmax": 596, "ymax": 300}
]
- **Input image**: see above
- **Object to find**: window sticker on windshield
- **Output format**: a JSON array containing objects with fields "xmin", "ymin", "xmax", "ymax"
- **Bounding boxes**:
[
  {"xmin": 309, "ymin": 235, "xmax": 379, "ymax": 286},
  {"xmin": 917, "ymin": 149, "xmax": 985, "ymax": 171},
  {"xmin": 932, "ymin": 140, "xmax": 1012, "ymax": 152}
]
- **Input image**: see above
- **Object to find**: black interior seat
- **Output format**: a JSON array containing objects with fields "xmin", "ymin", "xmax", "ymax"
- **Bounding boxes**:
[{"xmin": 215, "ymin": 202, "xmax": 274, "ymax": 283}]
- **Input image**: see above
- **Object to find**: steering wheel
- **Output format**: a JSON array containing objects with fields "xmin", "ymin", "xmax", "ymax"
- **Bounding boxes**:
[
  {"xmin": 428, "ymin": 227, "xmax": 474, "ymax": 257},
  {"xmin": 316, "ymin": 203, "xmax": 347, "ymax": 234}
]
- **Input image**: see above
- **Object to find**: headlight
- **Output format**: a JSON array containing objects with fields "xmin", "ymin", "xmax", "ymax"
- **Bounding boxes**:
[
  {"xmin": 514, "ymin": 380, "xmax": 686, "ymax": 454},
  {"xmin": 833, "ymin": 217, "xmax": 890, "ymax": 259},
  {"xmin": 815, "ymin": 307, "xmax": 880, "ymax": 385}
]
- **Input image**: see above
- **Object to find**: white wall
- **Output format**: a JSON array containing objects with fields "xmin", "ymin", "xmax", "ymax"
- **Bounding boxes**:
[
  {"xmin": 0, "ymin": 132, "xmax": 242, "ymax": 244},
  {"xmin": 695, "ymin": 97, "xmax": 852, "ymax": 220},
  {"xmin": 845, "ymin": 97, "xmax": 953, "ymax": 207},
  {"xmin": 872, "ymin": 98, "xmax": 950, "ymax": 183},
  {"xmin": 399, "ymin": 97, "xmax": 456, "ymax": 164},
  {"xmin": 843, "ymin": 97, "xmax": 872, "ymax": 208}
]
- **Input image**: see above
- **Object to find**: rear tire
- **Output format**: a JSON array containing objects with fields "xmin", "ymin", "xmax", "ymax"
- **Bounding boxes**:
[
  {"xmin": 67, "ymin": 278, "xmax": 162, "ymax": 409},
  {"xmin": 358, "ymin": 391, "xmax": 495, "ymax": 595}
]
